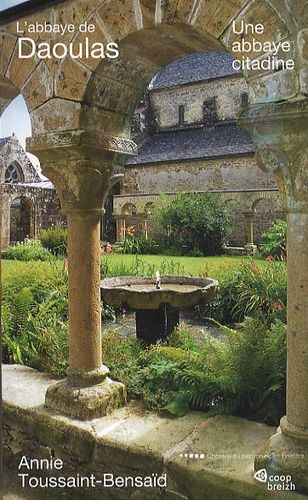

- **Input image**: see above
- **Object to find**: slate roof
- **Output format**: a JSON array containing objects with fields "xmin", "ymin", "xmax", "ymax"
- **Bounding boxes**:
[
  {"xmin": 127, "ymin": 124, "xmax": 255, "ymax": 166},
  {"xmin": 149, "ymin": 52, "xmax": 239, "ymax": 90}
]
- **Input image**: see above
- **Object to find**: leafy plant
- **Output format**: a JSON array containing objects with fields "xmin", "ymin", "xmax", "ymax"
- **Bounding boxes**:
[
  {"xmin": 153, "ymin": 192, "xmax": 234, "ymax": 256},
  {"xmin": 259, "ymin": 220, "xmax": 287, "ymax": 260},
  {"xmin": 199, "ymin": 260, "xmax": 287, "ymax": 324},
  {"xmin": 101, "ymin": 318, "xmax": 286, "ymax": 425},
  {"xmin": 40, "ymin": 227, "xmax": 68, "ymax": 256},
  {"xmin": 3, "ymin": 240, "xmax": 53, "ymax": 261},
  {"xmin": 2, "ymin": 287, "xmax": 37, "ymax": 364},
  {"xmin": 117, "ymin": 235, "xmax": 158, "ymax": 255}
]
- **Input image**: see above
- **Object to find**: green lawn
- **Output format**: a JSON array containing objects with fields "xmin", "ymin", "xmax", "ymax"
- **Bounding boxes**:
[
  {"xmin": 103, "ymin": 253, "xmax": 261, "ymax": 278},
  {"xmin": 1, "ymin": 253, "xmax": 264, "ymax": 281}
]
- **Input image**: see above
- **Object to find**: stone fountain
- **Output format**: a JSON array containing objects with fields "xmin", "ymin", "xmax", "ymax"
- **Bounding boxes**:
[{"xmin": 101, "ymin": 274, "xmax": 219, "ymax": 344}]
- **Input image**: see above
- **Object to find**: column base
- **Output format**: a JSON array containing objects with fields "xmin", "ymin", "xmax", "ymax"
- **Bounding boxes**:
[
  {"xmin": 45, "ymin": 367, "xmax": 126, "ymax": 420},
  {"xmin": 255, "ymin": 417, "xmax": 308, "ymax": 494},
  {"xmin": 244, "ymin": 244, "xmax": 258, "ymax": 256}
]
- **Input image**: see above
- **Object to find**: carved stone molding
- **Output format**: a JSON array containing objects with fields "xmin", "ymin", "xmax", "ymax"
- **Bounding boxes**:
[
  {"xmin": 27, "ymin": 130, "xmax": 137, "ymax": 163},
  {"xmin": 25, "ymin": 129, "xmax": 136, "ymax": 214},
  {"xmin": 240, "ymin": 99, "xmax": 308, "ymax": 211}
]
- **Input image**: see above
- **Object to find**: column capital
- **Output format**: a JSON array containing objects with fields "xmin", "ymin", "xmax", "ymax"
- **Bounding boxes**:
[
  {"xmin": 240, "ymin": 100, "xmax": 308, "ymax": 212},
  {"xmin": 26, "ymin": 129, "xmax": 137, "ymax": 214}
]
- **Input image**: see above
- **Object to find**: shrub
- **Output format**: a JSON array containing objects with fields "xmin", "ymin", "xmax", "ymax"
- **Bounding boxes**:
[
  {"xmin": 3, "ymin": 240, "xmax": 53, "ymax": 261},
  {"xmin": 117, "ymin": 235, "xmax": 158, "ymax": 255},
  {"xmin": 40, "ymin": 226, "xmax": 68, "ymax": 256},
  {"xmin": 199, "ymin": 260, "xmax": 287, "ymax": 324},
  {"xmin": 153, "ymin": 192, "xmax": 234, "ymax": 256},
  {"xmin": 101, "ymin": 317, "xmax": 286, "ymax": 425},
  {"xmin": 259, "ymin": 220, "xmax": 287, "ymax": 260}
]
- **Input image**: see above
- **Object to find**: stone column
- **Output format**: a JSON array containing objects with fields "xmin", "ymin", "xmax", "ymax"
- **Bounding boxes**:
[
  {"xmin": 144, "ymin": 217, "xmax": 148, "ymax": 240},
  {"xmin": 67, "ymin": 211, "xmax": 102, "ymax": 376},
  {"xmin": 28, "ymin": 130, "xmax": 137, "ymax": 420},
  {"xmin": 241, "ymin": 100, "xmax": 308, "ymax": 492},
  {"xmin": 284, "ymin": 206, "xmax": 308, "ymax": 432},
  {"xmin": 243, "ymin": 211, "xmax": 257, "ymax": 255}
]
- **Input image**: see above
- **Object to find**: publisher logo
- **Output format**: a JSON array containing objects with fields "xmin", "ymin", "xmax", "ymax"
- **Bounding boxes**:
[
  {"xmin": 254, "ymin": 469, "xmax": 267, "ymax": 483},
  {"xmin": 254, "ymin": 469, "xmax": 296, "ymax": 491}
]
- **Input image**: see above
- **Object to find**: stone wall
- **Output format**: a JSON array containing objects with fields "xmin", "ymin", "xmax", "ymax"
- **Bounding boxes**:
[
  {"xmin": 113, "ymin": 188, "xmax": 282, "ymax": 246},
  {"xmin": 1, "ymin": 184, "xmax": 63, "ymax": 248},
  {"xmin": 150, "ymin": 75, "xmax": 247, "ymax": 130},
  {"xmin": 0, "ymin": 136, "xmax": 63, "ymax": 248},
  {"xmin": 122, "ymin": 155, "xmax": 276, "ymax": 195}
]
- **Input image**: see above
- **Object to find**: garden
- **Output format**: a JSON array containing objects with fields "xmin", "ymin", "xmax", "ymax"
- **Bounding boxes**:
[{"xmin": 2, "ymin": 193, "xmax": 288, "ymax": 427}]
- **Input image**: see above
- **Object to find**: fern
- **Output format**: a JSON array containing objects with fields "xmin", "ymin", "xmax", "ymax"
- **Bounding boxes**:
[{"xmin": 11, "ymin": 288, "xmax": 33, "ymax": 336}]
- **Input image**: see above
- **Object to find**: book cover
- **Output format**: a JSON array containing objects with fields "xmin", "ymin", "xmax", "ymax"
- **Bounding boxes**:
[{"xmin": 0, "ymin": 0, "xmax": 307, "ymax": 498}]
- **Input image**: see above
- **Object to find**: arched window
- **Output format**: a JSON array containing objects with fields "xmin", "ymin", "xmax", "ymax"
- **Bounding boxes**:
[
  {"xmin": 241, "ymin": 93, "xmax": 249, "ymax": 108},
  {"xmin": 5, "ymin": 163, "xmax": 21, "ymax": 184},
  {"xmin": 179, "ymin": 105, "xmax": 185, "ymax": 127}
]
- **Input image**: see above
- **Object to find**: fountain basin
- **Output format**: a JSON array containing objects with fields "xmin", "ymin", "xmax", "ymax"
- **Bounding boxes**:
[
  {"xmin": 101, "ymin": 275, "xmax": 219, "ymax": 344},
  {"xmin": 101, "ymin": 275, "xmax": 218, "ymax": 310}
]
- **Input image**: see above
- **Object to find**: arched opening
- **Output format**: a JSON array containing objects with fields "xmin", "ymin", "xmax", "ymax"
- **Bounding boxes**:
[
  {"xmin": 101, "ymin": 181, "xmax": 121, "ymax": 243},
  {"xmin": 252, "ymin": 197, "xmax": 285, "ymax": 246},
  {"xmin": 120, "ymin": 202, "xmax": 138, "ymax": 239},
  {"xmin": 9, "ymin": 196, "xmax": 35, "ymax": 244}
]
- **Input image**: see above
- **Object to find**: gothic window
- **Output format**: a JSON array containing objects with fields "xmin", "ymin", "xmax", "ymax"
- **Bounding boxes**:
[
  {"xmin": 203, "ymin": 97, "xmax": 217, "ymax": 125},
  {"xmin": 179, "ymin": 105, "xmax": 185, "ymax": 127},
  {"xmin": 5, "ymin": 163, "xmax": 21, "ymax": 184},
  {"xmin": 241, "ymin": 93, "xmax": 249, "ymax": 108}
]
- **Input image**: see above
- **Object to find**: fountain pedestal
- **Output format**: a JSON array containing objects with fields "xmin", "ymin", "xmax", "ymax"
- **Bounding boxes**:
[{"xmin": 136, "ymin": 305, "xmax": 179, "ymax": 344}]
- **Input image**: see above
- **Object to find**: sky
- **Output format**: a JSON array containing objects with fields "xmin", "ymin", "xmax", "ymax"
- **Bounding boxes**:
[
  {"xmin": 0, "ymin": 95, "xmax": 40, "ymax": 168},
  {"xmin": 0, "ymin": 1, "xmax": 39, "ymax": 166},
  {"xmin": 0, "ymin": 0, "xmax": 31, "ymax": 11}
]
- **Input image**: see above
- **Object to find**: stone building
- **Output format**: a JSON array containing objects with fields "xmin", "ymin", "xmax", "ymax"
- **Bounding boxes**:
[
  {"xmin": 113, "ymin": 52, "xmax": 283, "ymax": 250},
  {"xmin": 0, "ymin": 134, "xmax": 62, "ymax": 248}
]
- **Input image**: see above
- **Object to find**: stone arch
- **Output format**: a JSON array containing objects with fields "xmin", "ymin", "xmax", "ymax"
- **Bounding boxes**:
[
  {"xmin": 122, "ymin": 202, "xmax": 137, "ymax": 216},
  {"xmin": 1, "ymin": 0, "xmax": 300, "ymax": 139},
  {"xmin": 120, "ymin": 202, "xmax": 139, "ymax": 238},
  {"xmin": 144, "ymin": 201, "xmax": 155, "ymax": 215},
  {"xmin": 251, "ymin": 191, "xmax": 282, "ymax": 212},
  {"xmin": 250, "ymin": 193, "xmax": 285, "ymax": 245},
  {"xmin": 77, "ymin": 0, "xmax": 299, "ymax": 141}
]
